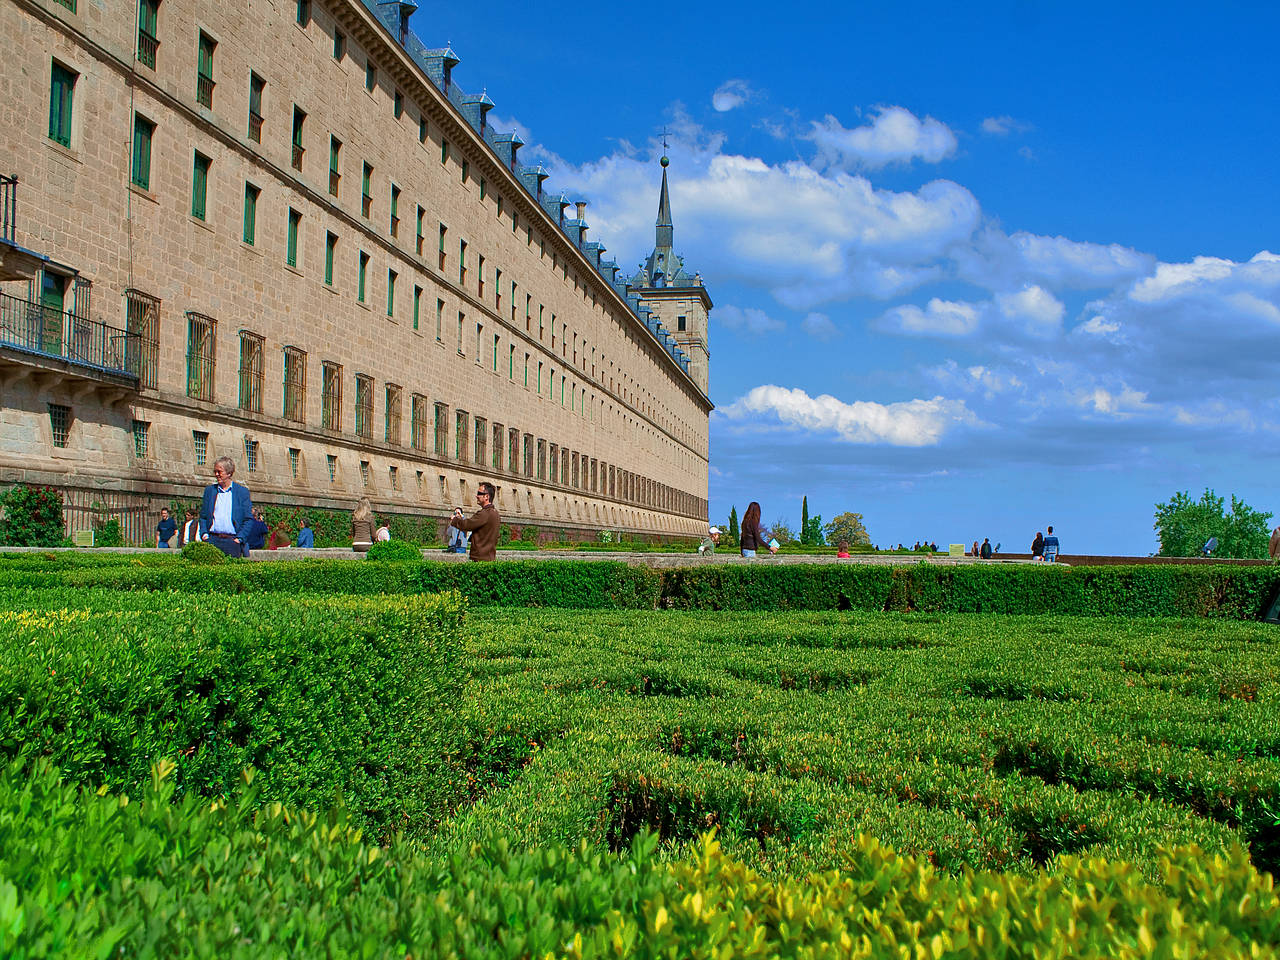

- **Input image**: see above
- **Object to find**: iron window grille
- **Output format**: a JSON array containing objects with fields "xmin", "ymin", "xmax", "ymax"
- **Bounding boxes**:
[
  {"xmin": 185, "ymin": 311, "xmax": 216, "ymax": 401},
  {"xmin": 410, "ymin": 393, "xmax": 428, "ymax": 449},
  {"xmin": 282, "ymin": 345, "xmax": 306, "ymax": 422},
  {"xmin": 384, "ymin": 384, "xmax": 402, "ymax": 445},
  {"xmin": 354, "ymin": 375, "xmax": 373, "ymax": 439},
  {"xmin": 125, "ymin": 288, "xmax": 160, "ymax": 389},
  {"xmin": 321, "ymin": 362, "xmax": 342, "ymax": 430},
  {"xmin": 48, "ymin": 403, "xmax": 71, "ymax": 447},
  {"xmin": 237, "ymin": 331, "xmax": 264, "ymax": 413}
]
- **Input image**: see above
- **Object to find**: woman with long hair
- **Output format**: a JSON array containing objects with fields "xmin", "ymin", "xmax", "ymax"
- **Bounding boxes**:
[
  {"xmin": 738, "ymin": 501, "xmax": 777, "ymax": 558},
  {"xmin": 351, "ymin": 497, "xmax": 376, "ymax": 553}
]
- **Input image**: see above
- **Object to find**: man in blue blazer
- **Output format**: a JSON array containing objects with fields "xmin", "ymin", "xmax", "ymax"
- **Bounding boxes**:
[{"xmin": 200, "ymin": 455, "xmax": 254, "ymax": 557}]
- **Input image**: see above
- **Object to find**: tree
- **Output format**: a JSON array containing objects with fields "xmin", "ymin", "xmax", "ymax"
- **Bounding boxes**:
[
  {"xmin": 0, "ymin": 484, "xmax": 65, "ymax": 546},
  {"xmin": 727, "ymin": 506, "xmax": 739, "ymax": 546},
  {"xmin": 803, "ymin": 513, "xmax": 825, "ymax": 546},
  {"xmin": 801, "ymin": 496, "xmax": 810, "ymax": 544},
  {"xmin": 766, "ymin": 517, "xmax": 796, "ymax": 545},
  {"xmin": 1153, "ymin": 489, "xmax": 1272, "ymax": 558},
  {"xmin": 824, "ymin": 511, "xmax": 871, "ymax": 547}
]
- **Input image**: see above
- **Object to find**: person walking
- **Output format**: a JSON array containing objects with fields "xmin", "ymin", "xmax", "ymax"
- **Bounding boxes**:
[
  {"xmin": 449, "ymin": 481, "xmax": 500, "ymax": 561},
  {"xmin": 1042, "ymin": 526, "xmax": 1060, "ymax": 562},
  {"xmin": 199, "ymin": 456, "xmax": 253, "ymax": 558},
  {"xmin": 980, "ymin": 537, "xmax": 993, "ymax": 559},
  {"xmin": 351, "ymin": 498, "xmax": 376, "ymax": 553},
  {"xmin": 155, "ymin": 508, "xmax": 176, "ymax": 548},
  {"xmin": 739, "ymin": 502, "xmax": 778, "ymax": 557},
  {"xmin": 1031, "ymin": 531, "xmax": 1044, "ymax": 559},
  {"xmin": 971, "ymin": 540, "xmax": 979, "ymax": 558}
]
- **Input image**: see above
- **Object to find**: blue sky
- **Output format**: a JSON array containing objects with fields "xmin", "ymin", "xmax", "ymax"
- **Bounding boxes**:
[{"xmin": 412, "ymin": 1, "xmax": 1280, "ymax": 554}]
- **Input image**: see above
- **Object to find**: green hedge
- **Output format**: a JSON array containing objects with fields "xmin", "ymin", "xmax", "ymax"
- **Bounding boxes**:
[
  {"xmin": 1, "ymin": 757, "xmax": 1276, "ymax": 958},
  {"xmin": 3, "ymin": 553, "xmax": 1279, "ymax": 618},
  {"xmin": 0, "ymin": 588, "xmax": 466, "ymax": 839}
]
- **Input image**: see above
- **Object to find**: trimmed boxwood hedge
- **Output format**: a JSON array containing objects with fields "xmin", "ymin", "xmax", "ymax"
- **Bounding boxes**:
[{"xmin": 3, "ymin": 553, "xmax": 1279, "ymax": 618}]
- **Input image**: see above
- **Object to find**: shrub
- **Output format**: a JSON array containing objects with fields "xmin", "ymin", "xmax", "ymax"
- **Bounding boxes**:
[
  {"xmin": 0, "ymin": 484, "xmax": 64, "ymax": 547},
  {"xmin": 366, "ymin": 539, "xmax": 424, "ymax": 562},
  {"xmin": 93, "ymin": 516, "xmax": 124, "ymax": 547},
  {"xmin": 180, "ymin": 540, "xmax": 227, "ymax": 564},
  {"xmin": 0, "ymin": 589, "xmax": 467, "ymax": 839}
]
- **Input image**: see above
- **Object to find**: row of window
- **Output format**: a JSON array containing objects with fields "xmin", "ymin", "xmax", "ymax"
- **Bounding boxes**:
[{"xmin": 45, "ymin": 400, "xmax": 705, "ymax": 519}]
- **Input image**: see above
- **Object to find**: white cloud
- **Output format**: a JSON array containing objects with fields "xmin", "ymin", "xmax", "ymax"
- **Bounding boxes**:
[
  {"xmin": 1130, "ymin": 255, "xmax": 1238, "ymax": 302},
  {"xmin": 928, "ymin": 360, "xmax": 1024, "ymax": 397},
  {"xmin": 721, "ymin": 384, "xmax": 979, "ymax": 446},
  {"xmin": 801, "ymin": 312, "xmax": 840, "ymax": 340},
  {"xmin": 712, "ymin": 79, "xmax": 752, "ymax": 112},
  {"xmin": 981, "ymin": 115, "xmax": 1032, "ymax": 136},
  {"xmin": 716, "ymin": 304, "xmax": 784, "ymax": 335},
  {"xmin": 994, "ymin": 285, "xmax": 1065, "ymax": 337},
  {"xmin": 954, "ymin": 228, "xmax": 1155, "ymax": 293},
  {"xmin": 805, "ymin": 106, "xmax": 958, "ymax": 170},
  {"xmin": 881, "ymin": 298, "xmax": 981, "ymax": 337}
]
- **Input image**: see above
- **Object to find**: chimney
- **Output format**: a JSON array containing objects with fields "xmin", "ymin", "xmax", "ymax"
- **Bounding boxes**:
[{"xmin": 575, "ymin": 201, "xmax": 587, "ymax": 220}]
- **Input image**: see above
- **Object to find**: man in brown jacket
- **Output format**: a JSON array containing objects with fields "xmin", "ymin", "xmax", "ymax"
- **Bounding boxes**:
[{"xmin": 450, "ymin": 481, "xmax": 500, "ymax": 561}]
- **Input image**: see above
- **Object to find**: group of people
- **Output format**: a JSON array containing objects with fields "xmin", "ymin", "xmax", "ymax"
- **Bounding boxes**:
[
  {"xmin": 1030, "ymin": 526, "xmax": 1060, "ymax": 562},
  {"xmin": 154, "ymin": 456, "xmax": 501, "ymax": 561},
  {"xmin": 697, "ymin": 501, "xmax": 781, "ymax": 557}
]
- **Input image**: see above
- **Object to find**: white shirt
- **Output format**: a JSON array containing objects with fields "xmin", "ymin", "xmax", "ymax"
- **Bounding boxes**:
[
  {"xmin": 183, "ymin": 518, "xmax": 199, "ymax": 542},
  {"xmin": 210, "ymin": 484, "xmax": 235, "ymax": 535}
]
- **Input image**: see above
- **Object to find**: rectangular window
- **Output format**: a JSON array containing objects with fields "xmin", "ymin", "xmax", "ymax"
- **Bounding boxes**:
[
  {"xmin": 125, "ymin": 288, "xmax": 160, "ymax": 390},
  {"xmin": 196, "ymin": 32, "xmax": 215, "ymax": 108},
  {"xmin": 193, "ymin": 430, "xmax": 208, "ymax": 466},
  {"xmin": 365, "ymin": 60, "xmax": 375, "ymax": 92},
  {"xmin": 137, "ymin": 0, "xmax": 160, "ymax": 68},
  {"xmin": 456, "ymin": 311, "xmax": 464, "ymax": 354},
  {"xmin": 321, "ymin": 362, "xmax": 342, "ymax": 430},
  {"xmin": 492, "ymin": 333, "xmax": 499, "ymax": 372},
  {"xmin": 389, "ymin": 185, "xmax": 399, "ymax": 237},
  {"xmin": 288, "ymin": 448, "xmax": 300, "ymax": 479},
  {"xmin": 494, "ymin": 268, "xmax": 502, "ymax": 310},
  {"xmin": 410, "ymin": 393, "xmax": 428, "ymax": 449},
  {"xmin": 286, "ymin": 208, "xmax": 301, "ymax": 267},
  {"xmin": 419, "ymin": 116, "xmax": 427, "ymax": 143},
  {"xmin": 459, "ymin": 239, "xmax": 467, "ymax": 285},
  {"xmin": 132, "ymin": 420, "xmax": 149, "ymax": 458},
  {"xmin": 389, "ymin": 465, "xmax": 398, "ymax": 490},
  {"xmin": 291, "ymin": 106, "xmax": 305, "ymax": 170},
  {"xmin": 357, "ymin": 251, "xmax": 368, "ymax": 302},
  {"xmin": 475, "ymin": 322, "xmax": 483, "ymax": 362},
  {"xmin": 492, "ymin": 423, "xmax": 503, "ymax": 471},
  {"xmin": 384, "ymin": 383, "xmax": 402, "ymax": 445},
  {"xmin": 333, "ymin": 28, "xmax": 345, "ymax": 60},
  {"xmin": 283, "ymin": 345, "xmax": 306, "ymax": 422},
  {"xmin": 438, "ymin": 223, "xmax": 447, "ymax": 270},
  {"xmin": 49, "ymin": 62, "xmax": 76, "ymax": 147},
  {"xmin": 237, "ymin": 331, "xmax": 264, "ymax": 413},
  {"xmin": 474, "ymin": 416, "xmax": 487, "ymax": 466},
  {"xmin": 413, "ymin": 285, "xmax": 421, "ymax": 330},
  {"xmin": 440, "ymin": 138, "xmax": 448, "ymax": 164},
  {"xmin": 415, "ymin": 206, "xmax": 424, "ymax": 255},
  {"xmin": 677, "ymin": 315, "xmax": 687, "ymax": 332},
  {"xmin": 243, "ymin": 439, "xmax": 259, "ymax": 472},
  {"xmin": 455, "ymin": 410, "xmax": 468, "ymax": 460},
  {"xmin": 523, "ymin": 434, "xmax": 533, "ymax": 477},
  {"xmin": 296, "ymin": 0, "xmax": 310, "ymax": 26},
  {"xmin": 507, "ymin": 428, "xmax": 518, "ymax": 473},
  {"xmin": 242, "ymin": 182, "xmax": 259, "ymax": 244},
  {"xmin": 185, "ymin": 311, "xmax": 216, "ymax": 401},
  {"xmin": 479, "ymin": 177, "xmax": 486, "ymax": 201},
  {"xmin": 477, "ymin": 254, "xmax": 485, "ymax": 297},
  {"xmin": 361, "ymin": 162, "xmax": 372, "ymax": 217},
  {"xmin": 354, "ymin": 374, "xmax": 373, "ymax": 438},
  {"xmin": 326, "ymin": 453, "xmax": 337, "ymax": 482},
  {"xmin": 131, "ymin": 113, "xmax": 154, "ymax": 189},
  {"xmin": 359, "ymin": 460, "xmax": 370, "ymax": 487},
  {"xmin": 433, "ymin": 402, "xmax": 448, "ymax": 455},
  {"xmin": 328, "ymin": 136, "xmax": 341, "ymax": 196},
  {"xmin": 324, "ymin": 231, "xmax": 336, "ymax": 285},
  {"xmin": 435, "ymin": 298, "xmax": 443, "ymax": 340},
  {"xmin": 386, "ymin": 269, "xmax": 396, "ymax": 316},
  {"xmin": 523, "ymin": 352, "xmax": 529, "ymax": 387},
  {"xmin": 508, "ymin": 344, "xmax": 514, "ymax": 379},
  {"xmin": 460, "ymin": 158, "xmax": 469, "ymax": 183},
  {"xmin": 248, "ymin": 72, "xmax": 265, "ymax": 141},
  {"xmin": 393, "ymin": 89, "xmax": 403, "ymax": 118}
]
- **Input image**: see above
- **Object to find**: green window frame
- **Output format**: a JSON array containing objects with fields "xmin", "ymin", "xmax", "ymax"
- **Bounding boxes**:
[
  {"xmin": 333, "ymin": 29, "xmax": 344, "ymax": 60},
  {"xmin": 191, "ymin": 152, "xmax": 210, "ymax": 219},
  {"xmin": 291, "ymin": 106, "xmax": 305, "ymax": 170},
  {"xmin": 328, "ymin": 136, "xmax": 340, "ymax": 196},
  {"xmin": 324, "ymin": 231, "xmax": 336, "ymax": 285},
  {"xmin": 365, "ymin": 60, "xmax": 375, "ymax": 92},
  {"xmin": 357, "ymin": 251, "xmax": 368, "ymax": 302},
  {"xmin": 286, "ymin": 208, "xmax": 301, "ymax": 267},
  {"xmin": 196, "ymin": 32, "xmax": 215, "ymax": 108},
  {"xmin": 393, "ymin": 90, "xmax": 403, "ymax": 118},
  {"xmin": 389, "ymin": 184, "xmax": 399, "ymax": 237},
  {"xmin": 248, "ymin": 72, "xmax": 265, "ymax": 141},
  {"xmin": 413, "ymin": 285, "xmax": 421, "ymax": 330},
  {"xmin": 386, "ymin": 269, "xmax": 396, "ymax": 316},
  {"xmin": 361, "ymin": 162, "xmax": 372, "ymax": 217},
  {"xmin": 137, "ymin": 0, "xmax": 160, "ymax": 68},
  {"xmin": 242, "ymin": 182, "xmax": 259, "ymax": 245},
  {"xmin": 131, "ymin": 113, "xmax": 154, "ymax": 189},
  {"xmin": 48, "ymin": 62, "xmax": 76, "ymax": 147}
]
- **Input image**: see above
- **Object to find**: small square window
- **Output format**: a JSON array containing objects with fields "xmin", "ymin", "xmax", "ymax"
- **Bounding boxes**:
[
  {"xmin": 359, "ymin": 459, "xmax": 370, "ymax": 487},
  {"xmin": 243, "ymin": 437, "xmax": 259, "ymax": 472},
  {"xmin": 333, "ymin": 29, "xmax": 345, "ymax": 60},
  {"xmin": 132, "ymin": 419, "xmax": 150, "ymax": 458},
  {"xmin": 48, "ymin": 404, "xmax": 71, "ymax": 448},
  {"xmin": 326, "ymin": 453, "xmax": 337, "ymax": 482},
  {"xmin": 193, "ymin": 430, "xmax": 208, "ymax": 465},
  {"xmin": 365, "ymin": 60, "xmax": 375, "ymax": 92}
]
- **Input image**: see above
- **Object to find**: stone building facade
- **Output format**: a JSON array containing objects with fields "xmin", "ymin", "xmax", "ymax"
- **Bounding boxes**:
[{"xmin": 0, "ymin": 0, "xmax": 712, "ymax": 542}]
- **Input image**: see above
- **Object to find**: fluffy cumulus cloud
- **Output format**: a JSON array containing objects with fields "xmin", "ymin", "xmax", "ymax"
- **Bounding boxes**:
[
  {"xmin": 712, "ymin": 79, "xmax": 752, "ymax": 112},
  {"xmin": 721, "ymin": 385, "xmax": 979, "ymax": 446},
  {"xmin": 806, "ymin": 107, "xmax": 958, "ymax": 170},
  {"xmin": 994, "ymin": 285, "xmax": 1065, "ymax": 338},
  {"xmin": 880, "ymin": 298, "xmax": 981, "ymax": 337},
  {"xmin": 716, "ymin": 304, "xmax": 784, "ymax": 335},
  {"xmin": 877, "ymin": 285, "xmax": 1063, "ymax": 339}
]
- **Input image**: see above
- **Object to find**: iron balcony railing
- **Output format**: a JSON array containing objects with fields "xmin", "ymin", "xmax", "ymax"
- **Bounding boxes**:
[
  {"xmin": 0, "ymin": 174, "xmax": 15, "ymax": 245},
  {"xmin": 0, "ymin": 291, "xmax": 139, "ymax": 380},
  {"xmin": 137, "ymin": 29, "xmax": 158, "ymax": 69}
]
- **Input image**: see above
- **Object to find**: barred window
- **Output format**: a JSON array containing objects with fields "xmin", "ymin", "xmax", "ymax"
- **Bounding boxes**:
[
  {"xmin": 193, "ymin": 430, "xmax": 208, "ymax": 466},
  {"xmin": 508, "ymin": 427, "xmax": 518, "ymax": 474},
  {"xmin": 321, "ymin": 361, "xmax": 342, "ymax": 430},
  {"xmin": 243, "ymin": 437, "xmax": 259, "ymax": 472},
  {"xmin": 354, "ymin": 374, "xmax": 373, "ymax": 439},
  {"xmin": 47, "ymin": 404, "xmax": 71, "ymax": 448},
  {"xmin": 288, "ymin": 447, "xmax": 300, "ymax": 479},
  {"xmin": 125, "ymin": 288, "xmax": 160, "ymax": 390},
  {"xmin": 388, "ymin": 465, "xmax": 398, "ymax": 490},
  {"xmin": 237, "ymin": 331, "xmax": 264, "ymax": 413},
  {"xmin": 474, "ymin": 416, "xmax": 487, "ymax": 466},
  {"xmin": 282, "ymin": 346, "xmax": 306, "ymax": 422},
  {"xmin": 326, "ymin": 453, "xmax": 337, "ymax": 482},
  {"xmin": 359, "ymin": 459, "xmax": 370, "ymax": 487},
  {"xmin": 410, "ymin": 393, "xmax": 428, "ymax": 450},
  {"xmin": 454, "ymin": 409, "xmax": 468, "ymax": 460},
  {"xmin": 185, "ymin": 311, "xmax": 216, "ymax": 401},
  {"xmin": 433, "ymin": 402, "xmax": 448, "ymax": 455},
  {"xmin": 132, "ymin": 419, "xmax": 149, "ymax": 458},
  {"xmin": 384, "ymin": 383, "xmax": 402, "ymax": 445},
  {"xmin": 492, "ymin": 422, "xmax": 503, "ymax": 471},
  {"xmin": 523, "ymin": 433, "xmax": 533, "ymax": 477}
]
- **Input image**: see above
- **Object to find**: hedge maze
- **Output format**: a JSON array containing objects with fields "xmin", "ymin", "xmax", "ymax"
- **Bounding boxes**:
[{"xmin": 1, "ymin": 552, "xmax": 1278, "ymax": 956}]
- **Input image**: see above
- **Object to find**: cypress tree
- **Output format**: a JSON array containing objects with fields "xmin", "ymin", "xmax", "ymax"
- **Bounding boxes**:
[
  {"xmin": 728, "ymin": 506, "xmax": 739, "ymax": 545},
  {"xmin": 801, "ymin": 496, "xmax": 810, "ymax": 545}
]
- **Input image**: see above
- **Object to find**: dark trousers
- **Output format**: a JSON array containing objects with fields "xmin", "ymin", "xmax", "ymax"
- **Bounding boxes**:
[{"xmin": 207, "ymin": 534, "xmax": 246, "ymax": 558}]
